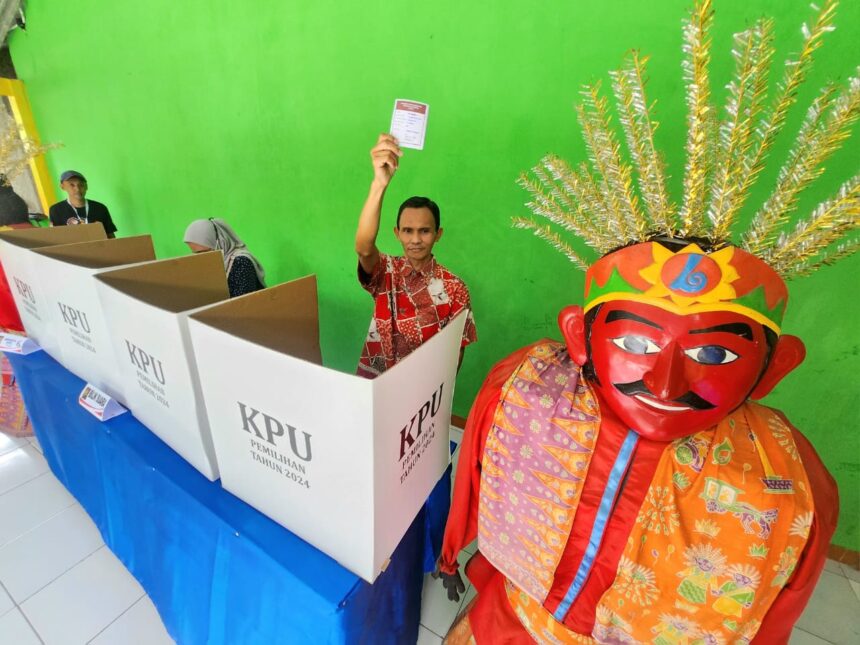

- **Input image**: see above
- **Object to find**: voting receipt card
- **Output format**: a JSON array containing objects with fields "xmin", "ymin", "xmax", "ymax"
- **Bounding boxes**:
[{"xmin": 390, "ymin": 99, "xmax": 429, "ymax": 150}]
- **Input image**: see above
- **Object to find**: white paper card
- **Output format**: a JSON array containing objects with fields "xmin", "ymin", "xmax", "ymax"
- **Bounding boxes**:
[
  {"xmin": 0, "ymin": 333, "xmax": 41, "ymax": 355},
  {"xmin": 390, "ymin": 99, "xmax": 429, "ymax": 150},
  {"xmin": 78, "ymin": 383, "xmax": 128, "ymax": 421}
]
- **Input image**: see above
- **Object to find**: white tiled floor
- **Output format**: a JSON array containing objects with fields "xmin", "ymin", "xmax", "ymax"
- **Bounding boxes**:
[{"xmin": 1, "ymin": 430, "xmax": 858, "ymax": 644}]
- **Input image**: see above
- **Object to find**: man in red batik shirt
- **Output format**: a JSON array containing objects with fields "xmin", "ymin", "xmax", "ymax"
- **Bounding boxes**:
[{"xmin": 354, "ymin": 133, "xmax": 477, "ymax": 378}]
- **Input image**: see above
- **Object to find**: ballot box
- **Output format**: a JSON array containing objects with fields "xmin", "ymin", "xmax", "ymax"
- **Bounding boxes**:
[
  {"xmin": 95, "ymin": 251, "xmax": 229, "ymax": 481},
  {"xmin": 188, "ymin": 275, "xmax": 465, "ymax": 581},
  {"xmin": 30, "ymin": 236, "xmax": 156, "ymax": 403},
  {"xmin": 0, "ymin": 223, "xmax": 106, "ymax": 360}
]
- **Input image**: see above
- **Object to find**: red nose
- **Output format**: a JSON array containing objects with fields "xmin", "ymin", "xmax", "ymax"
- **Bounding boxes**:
[{"xmin": 642, "ymin": 341, "xmax": 689, "ymax": 401}]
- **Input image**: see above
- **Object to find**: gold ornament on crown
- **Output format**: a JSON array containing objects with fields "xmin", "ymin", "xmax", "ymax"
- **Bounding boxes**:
[{"xmin": 513, "ymin": 0, "xmax": 859, "ymax": 278}]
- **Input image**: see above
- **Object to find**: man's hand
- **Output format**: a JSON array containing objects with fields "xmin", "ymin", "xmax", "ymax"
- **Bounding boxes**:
[
  {"xmin": 370, "ymin": 133, "xmax": 402, "ymax": 188},
  {"xmin": 432, "ymin": 564, "xmax": 466, "ymax": 603},
  {"xmin": 355, "ymin": 134, "xmax": 402, "ymax": 273}
]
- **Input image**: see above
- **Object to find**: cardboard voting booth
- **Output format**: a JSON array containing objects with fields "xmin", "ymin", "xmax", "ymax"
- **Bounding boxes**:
[
  {"xmin": 188, "ymin": 276, "xmax": 466, "ymax": 582},
  {"xmin": 0, "ymin": 224, "xmax": 106, "ymax": 360},
  {"xmin": 31, "ymin": 236, "xmax": 156, "ymax": 403},
  {"xmin": 95, "ymin": 252, "xmax": 229, "ymax": 481}
]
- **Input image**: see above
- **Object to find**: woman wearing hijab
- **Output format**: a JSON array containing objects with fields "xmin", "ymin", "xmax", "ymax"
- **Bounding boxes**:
[{"xmin": 183, "ymin": 218, "xmax": 266, "ymax": 298}]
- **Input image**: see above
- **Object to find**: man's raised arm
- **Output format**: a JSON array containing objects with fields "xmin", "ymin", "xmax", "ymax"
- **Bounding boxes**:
[{"xmin": 355, "ymin": 133, "xmax": 402, "ymax": 275}]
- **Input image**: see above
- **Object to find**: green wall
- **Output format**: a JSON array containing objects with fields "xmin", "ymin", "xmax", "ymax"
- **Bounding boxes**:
[{"xmin": 9, "ymin": 0, "xmax": 858, "ymax": 548}]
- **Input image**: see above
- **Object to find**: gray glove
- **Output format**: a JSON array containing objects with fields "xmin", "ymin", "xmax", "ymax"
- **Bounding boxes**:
[{"xmin": 432, "ymin": 564, "xmax": 466, "ymax": 603}]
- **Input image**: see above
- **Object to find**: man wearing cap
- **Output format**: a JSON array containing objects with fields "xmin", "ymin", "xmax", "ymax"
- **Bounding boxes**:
[{"xmin": 49, "ymin": 170, "xmax": 117, "ymax": 238}]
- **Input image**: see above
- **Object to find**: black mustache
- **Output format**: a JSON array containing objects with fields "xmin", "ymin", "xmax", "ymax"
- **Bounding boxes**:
[{"xmin": 614, "ymin": 380, "xmax": 716, "ymax": 410}]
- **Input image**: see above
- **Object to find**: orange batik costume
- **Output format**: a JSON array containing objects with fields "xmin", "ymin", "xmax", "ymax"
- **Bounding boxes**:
[
  {"xmin": 438, "ymin": 0, "xmax": 855, "ymax": 642},
  {"xmin": 478, "ymin": 342, "xmax": 815, "ymax": 643}
]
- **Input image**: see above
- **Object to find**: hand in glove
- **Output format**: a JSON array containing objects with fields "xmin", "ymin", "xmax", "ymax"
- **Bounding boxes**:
[{"xmin": 432, "ymin": 564, "xmax": 466, "ymax": 603}]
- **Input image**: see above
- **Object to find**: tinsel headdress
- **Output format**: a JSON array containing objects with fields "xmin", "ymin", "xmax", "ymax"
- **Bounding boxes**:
[
  {"xmin": 0, "ymin": 110, "xmax": 57, "ymax": 187},
  {"xmin": 515, "ymin": 0, "xmax": 858, "ymax": 333}
]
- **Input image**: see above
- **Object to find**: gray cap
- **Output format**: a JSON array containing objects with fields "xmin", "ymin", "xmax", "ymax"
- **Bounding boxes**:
[{"xmin": 60, "ymin": 170, "xmax": 86, "ymax": 183}]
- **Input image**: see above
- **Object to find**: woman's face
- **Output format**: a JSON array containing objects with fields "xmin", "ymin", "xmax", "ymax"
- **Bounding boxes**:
[{"xmin": 186, "ymin": 242, "xmax": 211, "ymax": 254}]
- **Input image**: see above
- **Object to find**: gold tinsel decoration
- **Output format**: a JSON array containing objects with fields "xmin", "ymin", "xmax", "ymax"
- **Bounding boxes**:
[
  {"xmin": 0, "ymin": 111, "xmax": 58, "ymax": 186},
  {"xmin": 516, "ymin": 0, "xmax": 859, "ymax": 279}
]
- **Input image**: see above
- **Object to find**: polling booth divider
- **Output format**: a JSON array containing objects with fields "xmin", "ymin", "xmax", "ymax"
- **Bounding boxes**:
[
  {"xmin": 0, "ymin": 223, "xmax": 106, "ymax": 360},
  {"xmin": 29, "ymin": 236, "xmax": 157, "ymax": 404},
  {"xmin": 188, "ymin": 276, "xmax": 466, "ymax": 582},
  {"xmin": 94, "ymin": 251, "xmax": 229, "ymax": 481}
]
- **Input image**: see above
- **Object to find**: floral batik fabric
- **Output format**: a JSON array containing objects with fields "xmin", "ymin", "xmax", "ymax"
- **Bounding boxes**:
[
  {"xmin": 476, "ymin": 342, "xmax": 814, "ymax": 644},
  {"xmin": 0, "ymin": 353, "xmax": 30, "ymax": 437},
  {"xmin": 357, "ymin": 254, "xmax": 477, "ymax": 378},
  {"xmin": 592, "ymin": 402, "xmax": 814, "ymax": 643}
]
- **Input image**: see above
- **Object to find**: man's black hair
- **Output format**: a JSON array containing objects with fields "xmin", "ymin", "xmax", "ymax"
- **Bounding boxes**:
[{"xmin": 397, "ymin": 196, "xmax": 440, "ymax": 230}]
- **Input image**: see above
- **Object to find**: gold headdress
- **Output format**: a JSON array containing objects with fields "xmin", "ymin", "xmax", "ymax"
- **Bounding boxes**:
[{"xmin": 515, "ymin": 0, "xmax": 859, "ymax": 282}]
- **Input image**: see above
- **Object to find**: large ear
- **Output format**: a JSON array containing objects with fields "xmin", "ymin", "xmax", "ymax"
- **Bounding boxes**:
[
  {"xmin": 750, "ymin": 334, "xmax": 805, "ymax": 400},
  {"xmin": 558, "ymin": 305, "xmax": 587, "ymax": 366}
]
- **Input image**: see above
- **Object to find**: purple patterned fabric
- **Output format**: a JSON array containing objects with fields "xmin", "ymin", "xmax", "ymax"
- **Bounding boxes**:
[{"xmin": 478, "ymin": 341, "xmax": 600, "ymax": 602}]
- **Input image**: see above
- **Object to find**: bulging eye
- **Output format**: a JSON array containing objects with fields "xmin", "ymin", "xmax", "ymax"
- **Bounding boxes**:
[
  {"xmin": 684, "ymin": 345, "xmax": 739, "ymax": 365},
  {"xmin": 611, "ymin": 335, "xmax": 661, "ymax": 355}
]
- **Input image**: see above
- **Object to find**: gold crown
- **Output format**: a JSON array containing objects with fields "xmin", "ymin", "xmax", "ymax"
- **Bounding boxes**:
[{"xmin": 514, "ymin": 0, "xmax": 858, "ymax": 279}]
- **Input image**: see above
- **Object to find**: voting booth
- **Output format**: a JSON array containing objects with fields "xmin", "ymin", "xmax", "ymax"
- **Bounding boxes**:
[
  {"xmin": 0, "ymin": 223, "xmax": 106, "ymax": 360},
  {"xmin": 95, "ymin": 252, "xmax": 229, "ymax": 481},
  {"xmin": 188, "ymin": 276, "xmax": 465, "ymax": 582},
  {"xmin": 30, "ymin": 236, "xmax": 157, "ymax": 403}
]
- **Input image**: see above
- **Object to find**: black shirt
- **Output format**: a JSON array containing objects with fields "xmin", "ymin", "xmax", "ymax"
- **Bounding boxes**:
[
  {"xmin": 48, "ymin": 199, "xmax": 117, "ymax": 235},
  {"xmin": 227, "ymin": 256, "xmax": 263, "ymax": 298},
  {"xmin": 0, "ymin": 185, "xmax": 29, "ymax": 226}
]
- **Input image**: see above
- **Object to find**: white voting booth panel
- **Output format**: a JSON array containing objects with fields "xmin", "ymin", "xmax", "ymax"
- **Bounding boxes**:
[
  {"xmin": 95, "ymin": 252, "xmax": 229, "ymax": 481},
  {"xmin": 188, "ymin": 276, "xmax": 465, "ymax": 582},
  {"xmin": 0, "ymin": 224, "xmax": 106, "ymax": 360},
  {"xmin": 31, "ymin": 236, "xmax": 157, "ymax": 404}
]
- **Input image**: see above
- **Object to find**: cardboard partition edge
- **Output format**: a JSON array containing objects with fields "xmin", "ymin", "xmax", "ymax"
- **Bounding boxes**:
[
  {"xmin": 828, "ymin": 543, "xmax": 860, "ymax": 570},
  {"xmin": 189, "ymin": 275, "xmax": 321, "ymax": 365},
  {"xmin": 0, "ymin": 222, "xmax": 106, "ymax": 248},
  {"xmin": 94, "ymin": 251, "xmax": 229, "ymax": 313},
  {"xmin": 32, "ymin": 235, "xmax": 156, "ymax": 269}
]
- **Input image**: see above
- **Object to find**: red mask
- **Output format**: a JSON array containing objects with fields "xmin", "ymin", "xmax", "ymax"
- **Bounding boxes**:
[{"xmin": 586, "ymin": 301, "xmax": 775, "ymax": 442}]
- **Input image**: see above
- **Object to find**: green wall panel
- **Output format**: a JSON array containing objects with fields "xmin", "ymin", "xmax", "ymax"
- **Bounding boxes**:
[{"xmin": 9, "ymin": 0, "xmax": 858, "ymax": 548}]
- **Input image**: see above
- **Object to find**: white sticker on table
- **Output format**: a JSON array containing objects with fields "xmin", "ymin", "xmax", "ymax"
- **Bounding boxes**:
[
  {"xmin": 0, "ymin": 333, "xmax": 41, "ymax": 355},
  {"xmin": 79, "ymin": 383, "xmax": 128, "ymax": 421}
]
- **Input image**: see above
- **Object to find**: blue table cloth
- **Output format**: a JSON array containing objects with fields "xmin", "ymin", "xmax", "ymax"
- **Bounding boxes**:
[{"xmin": 8, "ymin": 350, "xmax": 450, "ymax": 644}]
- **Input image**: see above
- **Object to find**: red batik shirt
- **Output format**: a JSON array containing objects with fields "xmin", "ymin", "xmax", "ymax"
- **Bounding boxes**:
[{"xmin": 357, "ymin": 253, "xmax": 477, "ymax": 379}]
